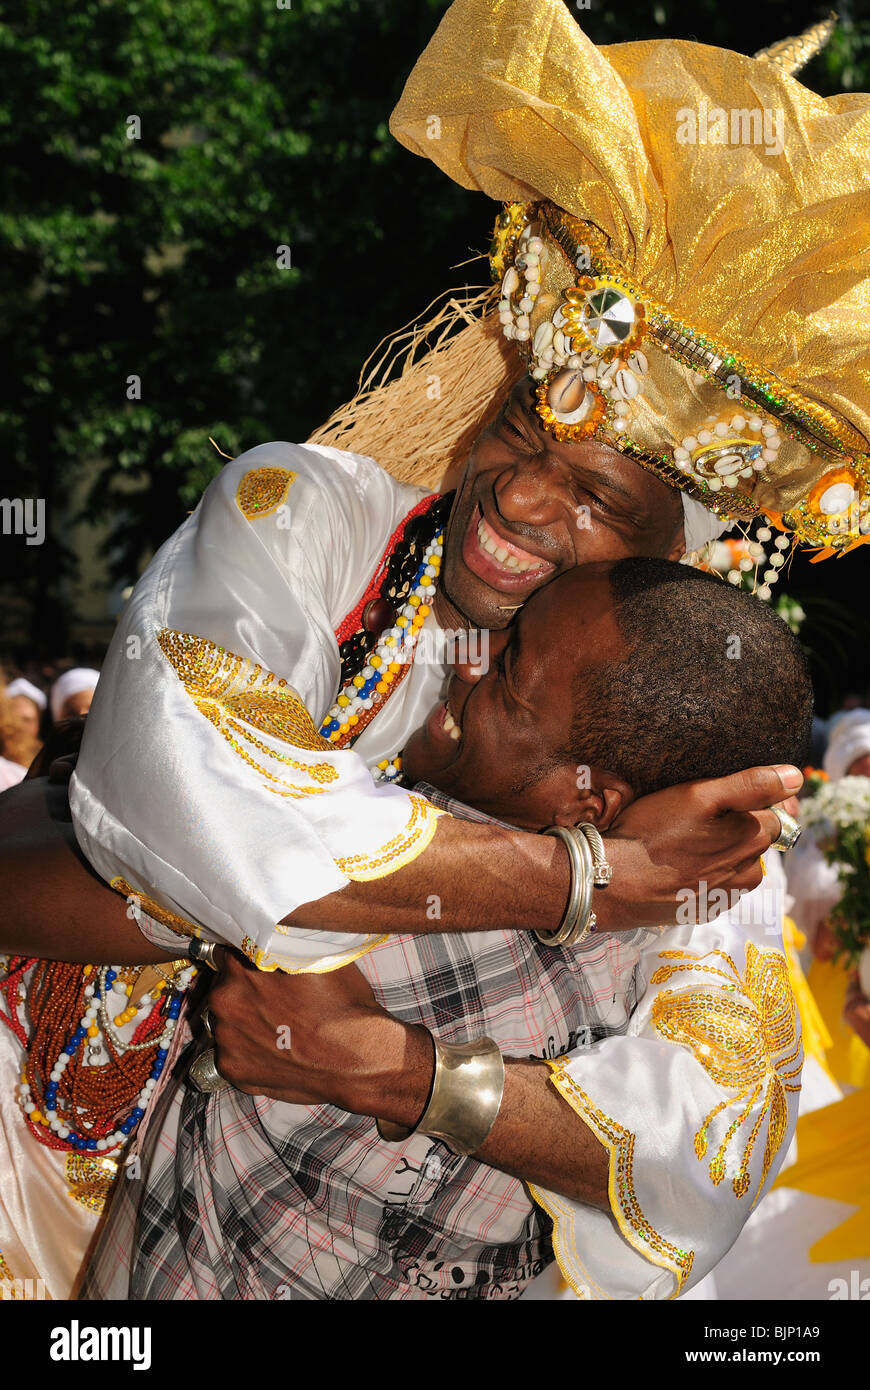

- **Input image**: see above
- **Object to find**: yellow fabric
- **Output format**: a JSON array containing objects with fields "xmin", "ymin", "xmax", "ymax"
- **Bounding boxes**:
[
  {"xmin": 807, "ymin": 957, "xmax": 870, "ymax": 1089},
  {"xmin": 782, "ymin": 918, "xmax": 835, "ymax": 1082},
  {"xmin": 773, "ymin": 1086, "xmax": 870, "ymax": 1262},
  {"xmin": 390, "ymin": 0, "xmax": 870, "ymax": 546}
]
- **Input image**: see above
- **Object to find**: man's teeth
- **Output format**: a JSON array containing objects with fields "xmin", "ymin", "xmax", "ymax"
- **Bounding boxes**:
[
  {"xmin": 443, "ymin": 710, "xmax": 462, "ymax": 741},
  {"xmin": 477, "ymin": 517, "xmax": 540, "ymax": 571}
]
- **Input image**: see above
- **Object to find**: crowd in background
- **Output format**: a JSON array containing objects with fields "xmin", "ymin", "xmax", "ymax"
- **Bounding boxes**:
[{"xmin": 0, "ymin": 664, "xmax": 102, "ymax": 791}]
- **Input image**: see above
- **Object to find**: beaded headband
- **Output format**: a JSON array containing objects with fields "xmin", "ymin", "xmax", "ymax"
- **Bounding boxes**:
[
  {"xmin": 491, "ymin": 199, "xmax": 870, "ymax": 552},
  {"xmin": 390, "ymin": 0, "xmax": 870, "ymax": 558}
]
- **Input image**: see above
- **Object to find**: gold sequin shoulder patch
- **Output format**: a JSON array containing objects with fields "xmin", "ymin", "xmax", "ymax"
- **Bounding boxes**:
[
  {"xmin": 651, "ymin": 943, "xmax": 802, "ymax": 1201},
  {"xmin": 236, "ymin": 466, "xmax": 296, "ymax": 520},
  {"xmin": 158, "ymin": 629, "xmax": 337, "ymax": 798}
]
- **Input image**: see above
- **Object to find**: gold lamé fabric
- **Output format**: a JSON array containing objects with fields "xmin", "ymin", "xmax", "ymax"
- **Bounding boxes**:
[{"xmin": 390, "ymin": 0, "xmax": 870, "ymax": 539}]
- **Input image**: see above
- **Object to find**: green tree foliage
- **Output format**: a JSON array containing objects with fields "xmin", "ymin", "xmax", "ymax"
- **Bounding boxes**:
[
  {"xmin": 0, "ymin": 0, "xmax": 486, "ymax": 652},
  {"xmin": 1, "ymin": 0, "xmax": 867, "ymax": 661}
]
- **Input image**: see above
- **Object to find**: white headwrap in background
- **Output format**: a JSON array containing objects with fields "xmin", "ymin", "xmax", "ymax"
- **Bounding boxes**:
[
  {"xmin": 823, "ymin": 708, "xmax": 870, "ymax": 782},
  {"xmin": 5, "ymin": 678, "xmax": 47, "ymax": 712},
  {"xmin": 50, "ymin": 668, "xmax": 100, "ymax": 724}
]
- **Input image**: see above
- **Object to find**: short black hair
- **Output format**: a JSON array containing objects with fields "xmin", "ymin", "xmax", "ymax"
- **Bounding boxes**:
[{"xmin": 566, "ymin": 557, "xmax": 813, "ymax": 796}]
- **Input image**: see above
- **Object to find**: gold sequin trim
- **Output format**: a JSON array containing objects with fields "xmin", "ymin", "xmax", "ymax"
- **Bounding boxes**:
[
  {"xmin": 240, "ymin": 932, "xmax": 390, "ymax": 974},
  {"xmin": 333, "ymin": 792, "xmax": 447, "ymax": 882},
  {"xmin": 110, "ymin": 876, "xmax": 202, "ymax": 941},
  {"xmin": 651, "ymin": 943, "xmax": 802, "ymax": 1202},
  {"xmin": 525, "ymin": 1186, "xmax": 611, "ymax": 1300},
  {"xmin": 540, "ymin": 1062, "xmax": 695, "ymax": 1296},
  {"xmin": 236, "ymin": 466, "xmax": 296, "ymax": 520},
  {"xmin": 158, "ymin": 629, "xmax": 337, "ymax": 798},
  {"xmin": 65, "ymin": 1152, "xmax": 119, "ymax": 1213}
]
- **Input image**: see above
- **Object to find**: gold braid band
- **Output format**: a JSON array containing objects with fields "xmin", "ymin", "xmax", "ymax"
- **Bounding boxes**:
[{"xmin": 544, "ymin": 205, "xmax": 866, "ymax": 466}]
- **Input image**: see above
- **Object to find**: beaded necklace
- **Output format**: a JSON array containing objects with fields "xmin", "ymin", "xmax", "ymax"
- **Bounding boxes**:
[
  {"xmin": 0, "ymin": 954, "xmax": 198, "ymax": 1180},
  {"xmin": 319, "ymin": 491, "xmax": 453, "ymax": 767}
]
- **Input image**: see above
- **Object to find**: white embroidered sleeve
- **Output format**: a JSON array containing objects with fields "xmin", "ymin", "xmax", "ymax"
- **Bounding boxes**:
[
  {"xmin": 530, "ymin": 884, "xmax": 803, "ymax": 1300},
  {"xmin": 70, "ymin": 442, "xmax": 445, "ymax": 973}
]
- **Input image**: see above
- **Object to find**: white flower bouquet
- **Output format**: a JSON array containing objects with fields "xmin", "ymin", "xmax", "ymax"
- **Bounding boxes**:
[{"xmin": 801, "ymin": 774, "xmax": 870, "ymax": 965}]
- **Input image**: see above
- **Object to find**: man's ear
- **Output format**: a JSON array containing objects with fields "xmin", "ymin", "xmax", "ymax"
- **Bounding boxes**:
[
  {"xmin": 667, "ymin": 525, "xmax": 687, "ymax": 563},
  {"xmin": 549, "ymin": 765, "xmax": 634, "ymax": 833}
]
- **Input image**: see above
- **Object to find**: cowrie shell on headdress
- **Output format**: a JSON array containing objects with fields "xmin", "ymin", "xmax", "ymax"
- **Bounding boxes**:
[
  {"xmin": 533, "ymin": 321, "xmax": 554, "ymax": 355},
  {"xmin": 596, "ymin": 359, "xmax": 619, "ymax": 386},
  {"xmin": 818, "ymin": 482, "xmax": 858, "ymax": 514},
  {"xmin": 502, "ymin": 266, "xmax": 520, "ymax": 299},
  {"xmin": 628, "ymin": 350, "xmax": 649, "ymax": 375},
  {"xmin": 612, "ymin": 368, "xmax": 640, "ymax": 400},
  {"xmin": 712, "ymin": 452, "xmax": 751, "ymax": 475},
  {"xmin": 548, "ymin": 369, "xmax": 588, "ymax": 416}
]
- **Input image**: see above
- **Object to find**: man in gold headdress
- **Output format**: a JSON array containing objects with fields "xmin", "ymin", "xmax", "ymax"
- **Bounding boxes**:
[{"xmin": 0, "ymin": 0, "xmax": 866, "ymax": 1300}]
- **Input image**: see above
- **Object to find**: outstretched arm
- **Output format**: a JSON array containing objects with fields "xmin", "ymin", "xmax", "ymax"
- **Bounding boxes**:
[
  {"xmin": 0, "ymin": 776, "xmax": 179, "ymax": 964},
  {"xmin": 279, "ymin": 765, "xmax": 798, "ymax": 939},
  {"xmin": 0, "ymin": 764, "xmax": 797, "ymax": 962}
]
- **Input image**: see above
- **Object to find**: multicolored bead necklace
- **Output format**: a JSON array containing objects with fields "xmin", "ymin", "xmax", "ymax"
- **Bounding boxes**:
[
  {"xmin": 318, "ymin": 492, "xmax": 452, "ymax": 764},
  {"xmin": 2, "ymin": 954, "xmax": 197, "ymax": 1164}
]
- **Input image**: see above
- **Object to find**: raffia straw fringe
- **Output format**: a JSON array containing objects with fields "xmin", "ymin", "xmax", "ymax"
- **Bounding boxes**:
[{"xmin": 307, "ymin": 285, "xmax": 526, "ymax": 492}]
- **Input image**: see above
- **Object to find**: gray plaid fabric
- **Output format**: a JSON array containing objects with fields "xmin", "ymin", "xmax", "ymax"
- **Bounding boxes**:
[{"xmin": 82, "ymin": 793, "xmax": 650, "ymax": 1301}]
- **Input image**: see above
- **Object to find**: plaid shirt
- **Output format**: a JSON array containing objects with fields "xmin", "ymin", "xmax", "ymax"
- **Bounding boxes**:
[{"xmin": 82, "ymin": 789, "xmax": 651, "ymax": 1301}]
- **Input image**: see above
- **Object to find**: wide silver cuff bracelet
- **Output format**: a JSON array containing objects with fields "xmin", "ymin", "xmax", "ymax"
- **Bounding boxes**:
[{"xmin": 377, "ymin": 1034, "xmax": 505, "ymax": 1156}]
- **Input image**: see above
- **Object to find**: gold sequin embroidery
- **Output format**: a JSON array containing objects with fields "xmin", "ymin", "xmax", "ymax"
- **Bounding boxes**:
[
  {"xmin": 236, "ymin": 466, "xmax": 296, "ymax": 520},
  {"xmin": 158, "ymin": 629, "xmax": 337, "ymax": 798},
  {"xmin": 333, "ymin": 792, "xmax": 447, "ymax": 882},
  {"xmin": 65, "ymin": 1153, "xmax": 120, "ymax": 1213},
  {"xmin": 240, "ymin": 932, "xmax": 390, "ymax": 974},
  {"xmin": 651, "ymin": 943, "xmax": 802, "ymax": 1201},
  {"xmin": 540, "ymin": 1062, "xmax": 695, "ymax": 1296},
  {"xmin": 110, "ymin": 876, "xmax": 202, "ymax": 941}
]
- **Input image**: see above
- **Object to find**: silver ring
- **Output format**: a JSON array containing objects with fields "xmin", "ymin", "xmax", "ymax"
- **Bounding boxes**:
[
  {"xmin": 188, "ymin": 1046, "xmax": 229, "ymax": 1094},
  {"xmin": 189, "ymin": 938, "xmax": 223, "ymax": 972},
  {"xmin": 200, "ymin": 1005, "xmax": 214, "ymax": 1037},
  {"xmin": 771, "ymin": 807, "xmax": 801, "ymax": 852}
]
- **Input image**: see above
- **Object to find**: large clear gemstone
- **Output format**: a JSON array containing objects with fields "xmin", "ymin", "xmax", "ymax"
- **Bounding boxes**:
[{"xmin": 582, "ymin": 288, "xmax": 636, "ymax": 348}]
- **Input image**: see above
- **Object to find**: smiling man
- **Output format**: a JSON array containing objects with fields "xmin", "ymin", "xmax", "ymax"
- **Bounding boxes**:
[
  {"xmin": 74, "ymin": 556, "xmax": 812, "ymax": 1303},
  {"xmin": 437, "ymin": 379, "xmax": 686, "ymax": 632},
  {"xmin": 2, "ymin": 0, "xmax": 867, "ymax": 1304}
]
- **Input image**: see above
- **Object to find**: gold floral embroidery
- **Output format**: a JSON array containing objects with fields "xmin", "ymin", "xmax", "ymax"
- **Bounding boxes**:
[
  {"xmin": 538, "ymin": 1061, "xmax": 695, "ymax": 1296},
  {"xmin": 110, "ymin": 875, "xmax": 202, "ymax": 941},
  {"xmin": 651, "ymin": 944, "xmax": 802, "ymax": 1201},
  {"xmin": 333, "ymin": 792, "xmax": 447, "ymax": 882},
  {"xmin": 236, "ymin": 466, "xmax": 296, "ymax": 520},
  {"xmin": 158, "ymin": 630, "xmax": 337, "ymax": 798}
]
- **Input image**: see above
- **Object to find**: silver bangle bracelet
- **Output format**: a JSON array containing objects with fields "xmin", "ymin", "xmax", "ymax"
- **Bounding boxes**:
[
  {"xmin": 376, "ymin": 1033, "xmax": 505, "ymax": 1156},
  {"xmin": 534, "ymin": 825, "xmax": 596, "ymax": 947},
  {"xmin": 575, "ymin": 821, "xmax": 613, "ymax": 886}
]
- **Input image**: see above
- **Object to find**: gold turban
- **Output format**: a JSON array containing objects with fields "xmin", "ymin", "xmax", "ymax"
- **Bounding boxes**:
[{"xmin": 389, "ymin": 0, "xmax": 870, "ymax": 556}]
